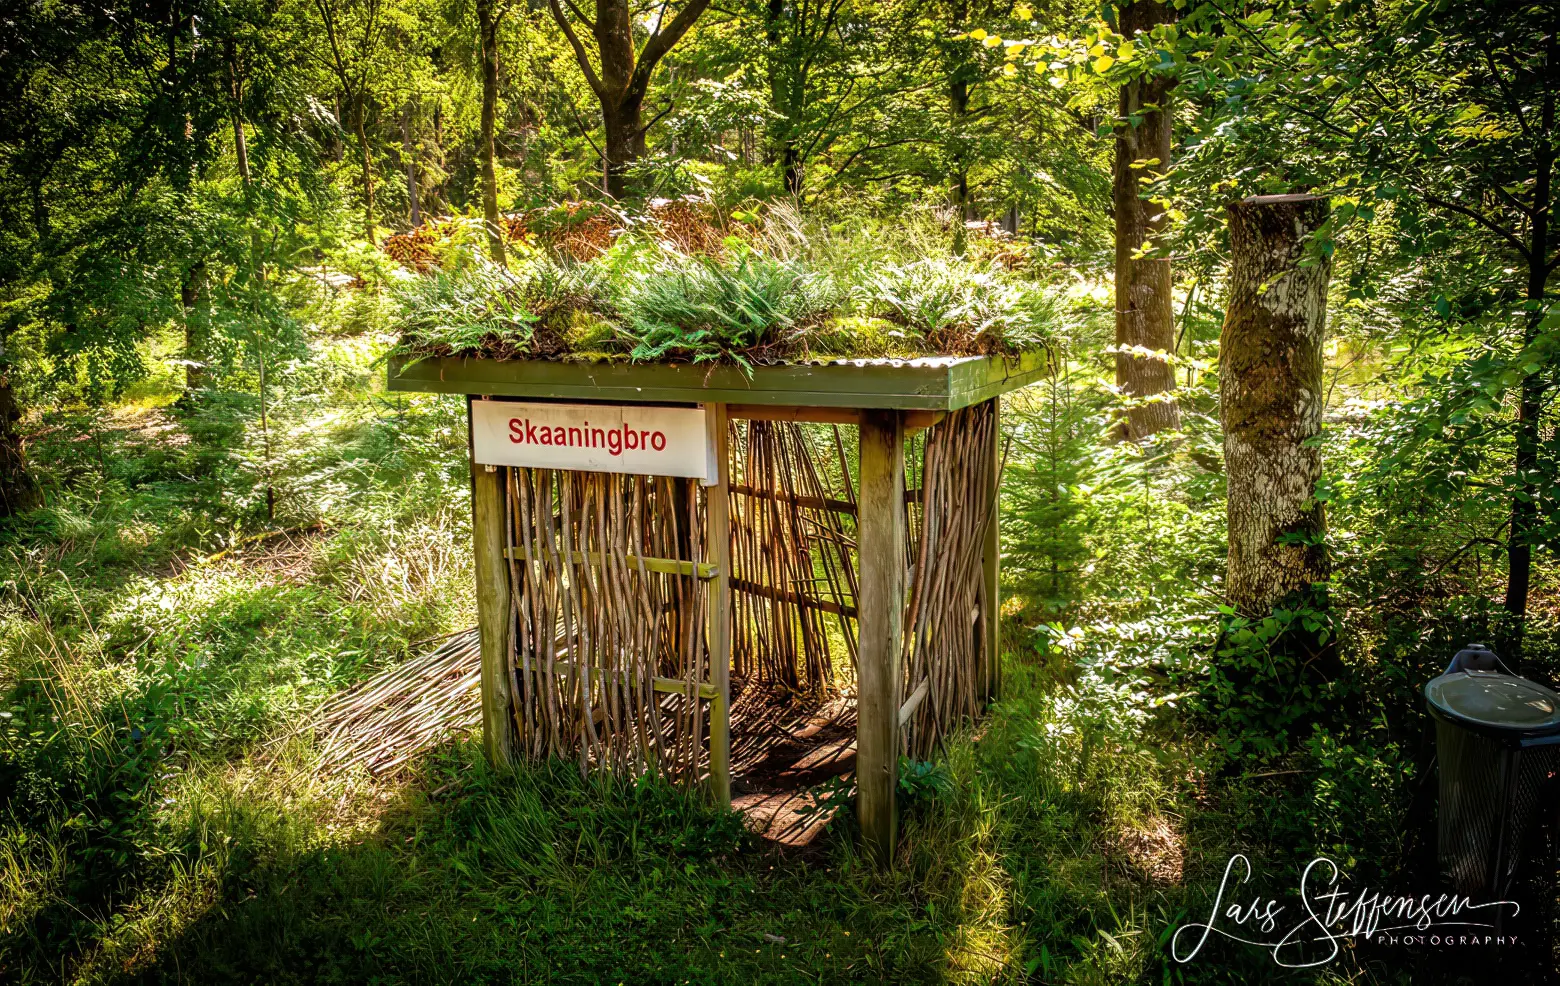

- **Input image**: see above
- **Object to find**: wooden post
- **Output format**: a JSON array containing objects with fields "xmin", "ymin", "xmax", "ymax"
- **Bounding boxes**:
[
  {"xmin": 468, "ymin": 397, "xmax": 515, "ymax": 770},
  {"xmin": 856, "ymin": 409, "xmax": 905, "ymax": 865},
  {"xmin": 704, "ymin": 402, "xmax": 732, "ymax": 807},
  {"xmin": 981, "ymin": 396, "xmax": 1001, "ymax": 701}
]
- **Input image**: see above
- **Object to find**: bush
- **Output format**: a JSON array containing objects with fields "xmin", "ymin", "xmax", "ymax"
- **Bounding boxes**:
[
  {"xmin": 388, "ymin": 248, "xmax": 536, "ymax": 359},
  {"xmin": 864, "ymin": 259, "xmax": 1056, "ymax": 354},
  {"xmin": 614, "ymin": 246, "xmax": 834, "ymax": 365}
]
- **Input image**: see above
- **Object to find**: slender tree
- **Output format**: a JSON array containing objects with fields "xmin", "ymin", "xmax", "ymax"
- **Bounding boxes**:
[
  {"xmin": 478, "ymin": 0, "xmax": 505, "ymax": 262},
  {"xmin": 314, "ymin": 0, "xmax": 386, "ymax": 243},
  {"xmin": 1112, "ymin": 0, "xmax": 1180, "ymax": 440},
  {"xmin": 402, "ymin": 101, "xmax": 421, "ymax": 228}
]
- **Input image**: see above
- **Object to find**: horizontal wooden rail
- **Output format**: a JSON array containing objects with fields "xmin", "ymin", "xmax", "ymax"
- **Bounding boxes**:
[
  {"xmin": 899, "ymin": 677, "xmax": 929, "ymax": 729},
  {"xmin": 730, "ymin": 485, "xmax": 920, "ymax": 514},
  {"xmin": 505, "ymin": 547, "xmax": 718, "ymax": 580},
  {"xmin": 727, "ymin": 404, "xmax": 946, "ymax": 432},
  {"xmin": 730, "ymin": 484, "xmax": 856, "ymax": 515},
  {"xmin": 539, "ymin": 656, "xmax": 718, "ymax": 700},
  {"xmin": 728, "ymin": 404, "xmax": 861, "ymax": 425},
  {"xmin": 730, "ymin": 577, "xmax": 857, "ymax": 618}
]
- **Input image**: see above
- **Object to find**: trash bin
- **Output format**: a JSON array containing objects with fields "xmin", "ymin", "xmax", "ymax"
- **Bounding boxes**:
[{"xmin": 1426, "ymin": 653, "xmax": 1560, "ymax": 896}]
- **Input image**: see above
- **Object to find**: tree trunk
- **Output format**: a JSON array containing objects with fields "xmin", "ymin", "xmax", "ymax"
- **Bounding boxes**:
[
  {"xmin": 226, "ymin": 39, "xmax": 250, "ymax": 185},
  {"xmin": 1113, "ymin": 0, "xmax": 1181, "ymax": 440},
  {"xmin": 949, "ymin": 0, "xmax": 971, "ymax": 257},
  {"xmin": 478, "ymin": 0, "xmax": 505, "ymax": 263},
  {"xmin": 402, "ymin": 101, "xmax": 421, "ymax": 229},
  {"xmin": 353, "ymin": 95, "xmax": 375, "ymax": 244},
  {"xmin": 547, "ymin": 0, "xmax": 710, "ymax": 200},
  {"xmin": 182, "ymin": 260, "xmax": 209, "ymax": 392},
  {"xmin": 1505, "ymin": 68, "xmax": 1554, "ymax": 620},
  {"xmin": 1221, "ymin": 194, "xmax": 1332, "ymax": 616},
  {"xmin": 764, "ymin": 0, "xmax": 804, "ymax": 196},
  {"xmin": 0, "ymin": 351, "xmax": 39, "ymax": 517},
  {"xmin": 432, "ymin": 102, "xmax": 447, "ymax": 211},
  {"xmin": 600, "ymin": 96, "xmax": 646, "ymax": 200}
]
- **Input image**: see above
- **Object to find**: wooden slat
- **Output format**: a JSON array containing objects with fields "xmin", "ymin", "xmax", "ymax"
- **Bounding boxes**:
[
  {"xmin": 730, "ymin": 577, "xmax": 857, "ymax": 618},
  {"xmin": 468, "ymin": 399, "xmax": 515, "ymax": 770},
  {"xmin": 728, "ymin": 405, "xmax": 946, "ymax": 432},
  {"xmin": 705, "ymin": 402, "xmax": 732, "ymax": 807},
  {"xmin": 728, "ymin": 404, "xmax": 861, "ymax": 424},
  {"xmin": 503, "ymin": 546, "xmax": 718, "ymax": 580},
  {"xmin": 899, "ymin": 677, "xmax": 929, "ymax": 729},
  {"xmin": 730, "ymin": 483, "xmax": 857, "ymax": 515},
  {"xmin": 856, "ymin": 409, "xmax": 905, "ymax": 866},
  {"xmin": 543, "ymin": 657, "xmax": 717, "ymax": 700}
]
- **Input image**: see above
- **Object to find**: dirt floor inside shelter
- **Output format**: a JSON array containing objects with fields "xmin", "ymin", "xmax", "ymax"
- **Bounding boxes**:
[{"xmin": 728, "ymin": 689, "xmax": 857, "ymax": 847}]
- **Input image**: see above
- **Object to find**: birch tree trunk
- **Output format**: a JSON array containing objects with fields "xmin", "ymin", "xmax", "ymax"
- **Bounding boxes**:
[
  {"xmin": 1221, "ymin": 194, "xmax": 1331, "ymax": 615},
  {"xmin": 1113, "ymin": 0, "xmax": 1180, "ymax": 440},
  {"xmin": 226, "ymin": 39, "xmax": 250, "ymax": 186}
]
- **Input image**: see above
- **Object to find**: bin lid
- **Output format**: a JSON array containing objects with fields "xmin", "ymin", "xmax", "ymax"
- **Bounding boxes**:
[{"xmin": 1425, "ymin": 671, "xmax": 1560, "ymax": 734}]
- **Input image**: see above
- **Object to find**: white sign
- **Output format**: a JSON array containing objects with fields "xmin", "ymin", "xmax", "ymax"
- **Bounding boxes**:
[{"xmin": 471, "ymin": 399, "xmax": 712, "ymax": 481}]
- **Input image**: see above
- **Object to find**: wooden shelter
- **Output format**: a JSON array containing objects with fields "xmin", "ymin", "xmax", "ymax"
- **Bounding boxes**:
[{"xmin": 389, "ymin": 352, "xmax": 1045, "ymax": 863}]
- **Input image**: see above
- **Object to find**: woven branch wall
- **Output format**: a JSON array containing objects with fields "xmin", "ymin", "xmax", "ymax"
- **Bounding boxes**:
[
  {"xmin": 902, "ymin": 401, "xmax": 997, "ymax": 759},
  {"xmin": 500, "ymin": 399, "xmax": 997, "ymax": 782},
  {"xmin": 506, "ymin": 468, "xmax": 712, "ymax": 782},
  {"xmin": 729, "ymin": 420, "xmax": 859, "ymax": 698}
]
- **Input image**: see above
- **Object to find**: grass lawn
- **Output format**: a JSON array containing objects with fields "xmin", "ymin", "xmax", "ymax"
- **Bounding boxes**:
[{"xmin": 0, "ymin": 327, "xmax": 1546, "ymax": 985}]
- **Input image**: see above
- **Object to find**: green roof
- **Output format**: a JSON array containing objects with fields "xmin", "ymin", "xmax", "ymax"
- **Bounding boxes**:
[{"xmin": 387, "ymin": 352, "xmax": 1048, "ymax": 411}]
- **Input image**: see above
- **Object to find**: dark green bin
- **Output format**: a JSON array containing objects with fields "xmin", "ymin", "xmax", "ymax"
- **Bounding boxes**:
[{"xmin": 1426, "ymin": 668, "xmax": 1560, "ymax": 895}]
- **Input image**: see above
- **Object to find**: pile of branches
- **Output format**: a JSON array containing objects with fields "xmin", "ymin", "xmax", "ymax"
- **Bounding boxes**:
[
  {"xmin": 383, "ymin": 199, "xmax": 738, "ymax": 273},
  {"xmin": 289, "ymin": 629, "xmax": 481, "ymax": 776},
  {"xmin": 383, "ymin": 216, "xmax": 531, "ymax": 273}
]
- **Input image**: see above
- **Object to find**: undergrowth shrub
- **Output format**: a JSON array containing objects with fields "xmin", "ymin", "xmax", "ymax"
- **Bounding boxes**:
[
  {"xmin": 388, "ymin": 251, "xmax": 535, "ymax": 359},
  {"xmin": 615, "ymin": 247, "xmax": 834, "ymax": 365},
  {"xmin": 865, "ymin": 259, "xmax": 1056, "ymax": 354}
]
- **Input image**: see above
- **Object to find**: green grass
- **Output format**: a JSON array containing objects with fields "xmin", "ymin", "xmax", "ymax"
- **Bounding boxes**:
[
  {"xmin": 0, "ymin": 322, "xmax": 1187, "ymax": 984},
  {"xmin": 1, "ymin": 299, "xmax": 1549, "ymax": 985}
]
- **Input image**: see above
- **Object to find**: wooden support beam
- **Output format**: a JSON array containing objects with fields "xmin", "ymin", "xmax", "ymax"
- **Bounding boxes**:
[
  {"xmin": 856, "ymin": 409, "xmax": 905, "ymax": 866},
  {"xmin": 903, "ymin": 410, "xmax": 947, "ymax": 435},
  {"xmin": 730, "ymin": 484, "xmax": 857, "ymax": 515},
  {"xmin": 542, "ymin": 656, "xmax": 718, "ymax": 700},
  {"xmin": 705, "ymin": 402, "xmax": 733, "ymax": 808},
  {"xmin": 982, "ymin": 396, "xmax": 1002, "ymax": 701},
  {"xmin": 727, "ymin": 404, "xmax": 945, "ymax": 433},
  {"xmin": 729, "ymin": 577, "xmax": 857, "ymax": 618},
  {"xmin": 468, "ymin": 397, "xmax": 515, "ymax": 771},
  {"xmin": 728, "ymin": 404, "xmax": 861, "ymax": 425},
  {"xmin": 503, "ymin": 547, "xmax": 718, "ymax": 580}
]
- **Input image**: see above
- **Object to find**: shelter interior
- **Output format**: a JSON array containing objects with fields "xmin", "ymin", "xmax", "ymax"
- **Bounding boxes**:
[{"xmin": 493, "ymin": 401, "xmax": 1000, "ymax": 843}]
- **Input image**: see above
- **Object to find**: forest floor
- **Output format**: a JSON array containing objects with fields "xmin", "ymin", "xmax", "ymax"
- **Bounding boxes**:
[{"xmin": 0, "ymin": 323, "xmax": 1553, "ymax": 985}]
